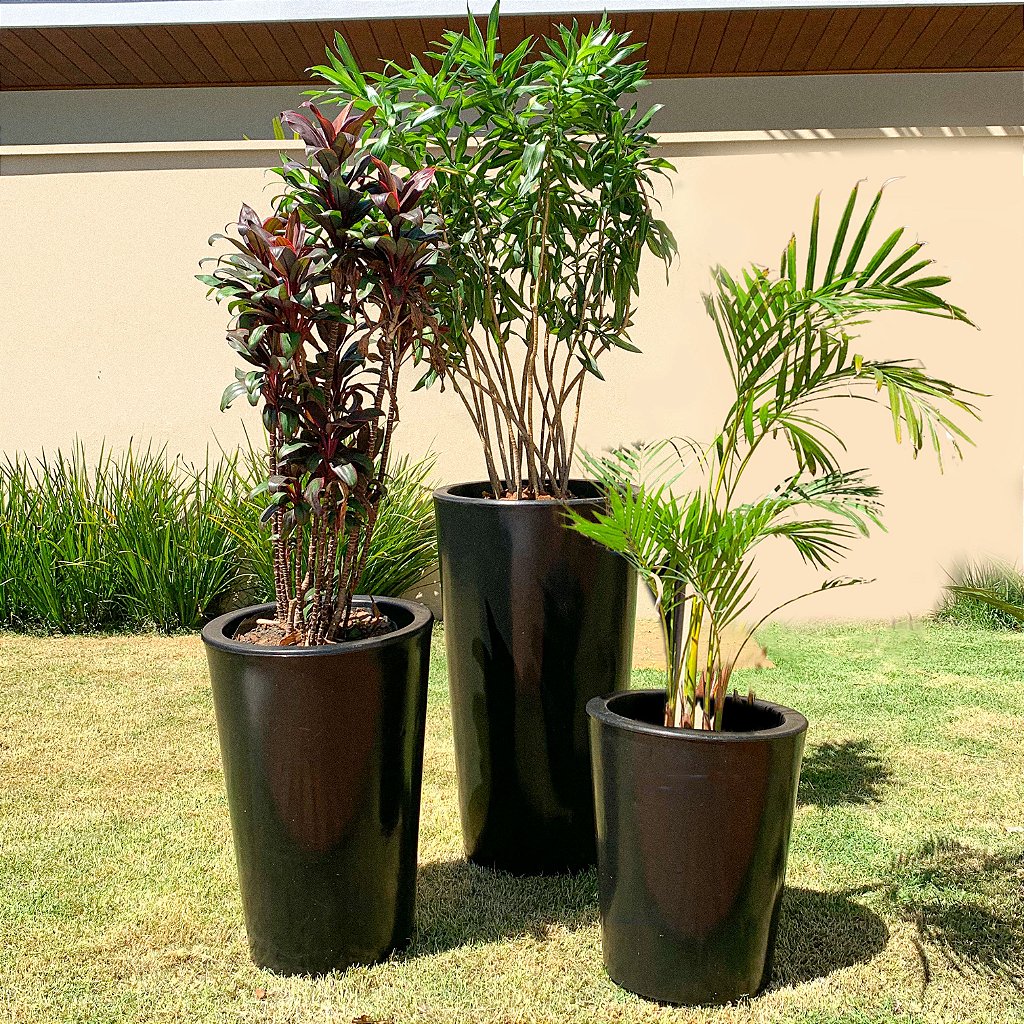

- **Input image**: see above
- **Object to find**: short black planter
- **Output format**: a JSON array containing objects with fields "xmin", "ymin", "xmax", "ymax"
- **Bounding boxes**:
[
  {"xmin": 588, "ymin": 689, "xmax": 807, "ymax": 1006},
  {"xmin": 434, "ymin": 480, "xmax": 637, "ymax": 875},
  {"xmin": 201, "ymin": 599, "xmax": 433, "ymax": 976}
]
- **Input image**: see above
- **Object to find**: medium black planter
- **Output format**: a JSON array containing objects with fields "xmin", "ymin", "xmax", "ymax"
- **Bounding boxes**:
[
  {"xmin": 434, "ymin": 480, "xmax": 637, "ymax": 875},
  {"xmin": 588, "ymin": 689, "xmax": 807, "ymax": 1006},
  {"xmin": 201, "ymin": 598, "xmax": 433, "ymax": 976}
]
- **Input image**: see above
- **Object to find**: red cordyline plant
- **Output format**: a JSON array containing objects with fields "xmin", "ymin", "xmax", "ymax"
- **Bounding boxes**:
[{"xmin": 200, "ymin": 102, "xmax": 444, "ymax": 645}]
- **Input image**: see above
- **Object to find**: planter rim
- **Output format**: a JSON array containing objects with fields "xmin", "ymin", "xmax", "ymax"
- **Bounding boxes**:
[
  {"xmin": 201, "ymin": 598, "xmax": 433, "ymax": 658},
  {"xmin": 587, "ymin": 688, "xmax": 808, "ymax": 744},
  {"xmin": 433, "ymin": 479, "xmax": 603, "ymax": 507}
]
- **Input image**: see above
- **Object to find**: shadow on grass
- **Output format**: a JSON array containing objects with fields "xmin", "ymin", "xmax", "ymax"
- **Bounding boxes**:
[
  {"xmin": 412, "ymin": 859, "xmax": 598, "ymax": 954},
  {"xmin": 413, "ymin": 860, "xmax": 891, "ymax": 992},
  {"xmin": 799, "ymin": 739, "xmax": 892, "ymax": 807},
  {"xmin": 770, "ymin": 887, "xmax": 889, "ymax": 988},
  {"xmin": 882, "ymin": 837, "xmax": 1024, "ymax": 992}
]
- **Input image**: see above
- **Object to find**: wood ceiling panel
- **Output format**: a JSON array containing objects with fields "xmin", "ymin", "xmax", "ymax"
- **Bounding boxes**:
[
  {"xmin": 242, "ymin": 23, "xmax": 296, "ymax": 82},
  {"xmin": 335, "ymin": 18, "xmax": 379, "ymax": 71},
  {"xmin": 365, "ymin": 17, "xmax": 406, "ymax": 67},
  {"xmin": 0, "ymin": 28, "xmax": 82, "ymax": 86},
  {"xmin": 173, "ymin": 25, "xmax": 235, "ymax": 83},
  {"xmin": 873, "ymin": 6, "xmax": 940, "ymax": 67},
  {"xmin": 781, "ymin": 8, "xmax": 833, "ymax": 71},
  {"xmin": 711, "ymin": 10, "xmax": 756, "ymax": 73},
  {"xmin": 827, "ymin": 9, "xmax": 886, "ymax": 69},
  {"xmin": 114, "ymin": 25, "xmax": 183, "ymax": 82},
  {"xmin": 77, "ymin": 27, "xmax": 146, "ymax": 83},
  {"xmin": 918, "ymin": 5, "xmax": 991, "ymax": 66},
  {"xmin": 85, "ymin": 26, "xmax": 161, "ymax": 84},
  {"xmin": 667, "ymin": 12, "xmax": 703, "ymax": 74},
  {"xmin": 289, "ymin": 20, "xmax": 330, "ymax": 75},
  {"xmin": 3, "ymin": 7, "xmax": 1022, "ymax": 92},
  {"xmin": 946, "ymin": 4, "xmax": 1019, "ymax": 65},
  {"xmin": 140, "ymin": 25, "xmax": 208, "ymax": 83},
  {"xmin": 993, "ymin": 25, "xmax": 1024, "ymax": 63},
  {"xmin": 733, "ymin": 9, "xmax": 784, "ymax": 73},
  {"xmin": 35, "ymin": 27, "xmax": 114, "ymax": 84},
  {"xmin": 267, "ymin": 22, "xmax": 313, "ymax": 76},
  {"xmin": 758, "ymin": 9, "xmax": 808, "ymax": 72},
  {"xmin": 801, "ymin": 8, "xmax": 858, "ymax": 70},
  {"xmin": 644, "ymin": 12, "xmax": 678, "ymax": 76},
  {"xmin": 188, "ymin": 24, "xmax": 246, "ymax": 81},
  {"xmin": 0, "ymin": 40, "xmax": 43, "ymax": 87},
  {"xmin": 688, "ymin": 11, "xmax": 731, "ymax": 74},
  {"xmin": 850, "ymin": 8, "xmax": 910, "ymax": 68},
  {"xmin": 972, "ymin": 11, "xmax": 1023, "ymax": 64}
]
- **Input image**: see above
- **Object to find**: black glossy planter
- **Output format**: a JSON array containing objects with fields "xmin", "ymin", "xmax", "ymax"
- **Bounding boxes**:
[
  {"xmin": 201, "ymin": 598, "xmax": 433, "ymax": 976},
  {"xmin": 434, "ymin": 480, "xmax": 637, "ymax": 875},
  {"xmin": 588, "ymin": 689, "xmax": 807, "ymax": 1006}
]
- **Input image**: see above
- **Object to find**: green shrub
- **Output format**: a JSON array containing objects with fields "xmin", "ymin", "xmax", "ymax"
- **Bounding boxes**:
[
  {"xmin": 936, "ymin": 560, "xmax": 1024, "ymax": 630},
  {"xmin": 0, "ymin": 442, "xmax": 437, "ymax": 633}
]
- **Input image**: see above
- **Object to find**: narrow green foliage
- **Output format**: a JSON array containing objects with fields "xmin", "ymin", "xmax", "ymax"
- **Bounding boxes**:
[
  {"xmin": 938, "ymin": 560, "xmax": 1024, "ymax": 630},
  {"xmin": 0, "ymin": 444, "xmax": 237, "ymax": 632},
  {"xmin": 571, "ymin": 185, "xmax": 978, "ymax": 730},
  {"xmin": 0, "ymin": 442, "xmax": 439, "ymax": 634},
  {"xmin": 310, "ymin": 3, "xmax": 676, "ymax": 498},
  {"xmin": 218, "ymin": 438, "xmax": 438, "ymax": 603}
]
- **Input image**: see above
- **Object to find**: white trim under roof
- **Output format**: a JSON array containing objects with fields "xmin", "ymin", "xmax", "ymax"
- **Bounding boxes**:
[{"xmin": 1, "ymin": 0, "xmax": 1013, "ymax": 30}]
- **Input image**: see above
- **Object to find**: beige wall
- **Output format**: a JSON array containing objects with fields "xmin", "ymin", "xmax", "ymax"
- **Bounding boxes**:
[{"xmin": 2, "ymin": 128, "xmax": 1022, "ymax": 620}]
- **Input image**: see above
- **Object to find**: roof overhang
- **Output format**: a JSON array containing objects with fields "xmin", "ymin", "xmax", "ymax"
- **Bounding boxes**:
[
  {"xmin": 3, "ymin": 0, "xmax": 1010, "ymax": 29},
  {"xmin": 2, "ymin": 1, "xmax": 1021, "ymax": 88}
]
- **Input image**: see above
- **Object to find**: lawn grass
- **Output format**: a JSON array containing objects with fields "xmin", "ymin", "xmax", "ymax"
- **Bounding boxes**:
[{"xmin": 0, "ymin": 622, "xmax": 1021, "ymax": 1023}]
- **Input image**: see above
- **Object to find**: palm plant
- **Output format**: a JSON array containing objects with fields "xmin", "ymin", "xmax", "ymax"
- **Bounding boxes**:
[
  {"xmin": 571, "ymin": 184, "xmax": 979, "ymax": 729},
  {"xmin": 310, "ymin": 4, "xmax": 676, "ymax": 498}
]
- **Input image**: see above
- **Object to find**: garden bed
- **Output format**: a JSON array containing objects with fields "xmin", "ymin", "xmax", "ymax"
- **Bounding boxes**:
[{"xmin": 0, "ymin": 623, "xmax": 1021, "ymax": 1023}]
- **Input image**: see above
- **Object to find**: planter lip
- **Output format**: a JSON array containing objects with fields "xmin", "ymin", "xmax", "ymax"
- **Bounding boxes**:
[
  {"xmin": 433, "ymin": 479, "xmax": 603, "ymax": 507},
  {"xmin": 587, "ymin": 688, "xmax": 808, "ymax": 744},
  {"xmin": 201, "ymin": 598, "xmax": 433, "ymax": 658}
]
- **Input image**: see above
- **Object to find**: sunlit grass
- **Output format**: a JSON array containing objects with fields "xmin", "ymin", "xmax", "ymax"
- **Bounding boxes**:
[{"xmin": 0, "ymin": 622, "xmax": 1021, "ymax": 1023}]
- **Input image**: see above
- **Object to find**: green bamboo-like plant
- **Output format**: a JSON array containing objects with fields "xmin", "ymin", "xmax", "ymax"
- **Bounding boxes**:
[
  {"xmin": 570, "ymin": 184, "xmax": 979, "ymax": 729},
  {"xmin": 310, "ymin": 4, "xmax": 676, "ymax": 498}
]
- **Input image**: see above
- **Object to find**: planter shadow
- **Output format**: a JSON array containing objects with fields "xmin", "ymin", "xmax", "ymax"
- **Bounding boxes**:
[
  {"xmin": 770, "ymin": 887, "xmax": 889, "ymax": 988},
  {"xmin": 412, "ymin": 858, "xmax": 599, "ymax": 954},
  {"xmin": 798, "ymin": 739, "xmax": 893, "ymax": 807}
]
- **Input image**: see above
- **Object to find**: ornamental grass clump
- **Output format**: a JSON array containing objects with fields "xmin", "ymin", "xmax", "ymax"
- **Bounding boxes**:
[
  {"xmin": 201, "ymin": 102, "xmax": 443, "ymax": 645},
  {"xmin": 312, "ymin": 5, "xmax": 676, "ymax": 498},
  {"xmin": 572, "ymin": 184, "xmax": 980, "ymax": 729}
]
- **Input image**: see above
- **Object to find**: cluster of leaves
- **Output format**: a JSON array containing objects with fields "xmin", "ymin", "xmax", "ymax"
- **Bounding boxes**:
[
  {"xmin": 201, "ymin": 102, "xmax": 443, "ymax": 644},
  {"xmin": 571, "ymin": 184, "xmax": 979, "ymax": 729},
  {"xmin": 311, "ymin": 4, "xmax": 676, "ymax": 498}
]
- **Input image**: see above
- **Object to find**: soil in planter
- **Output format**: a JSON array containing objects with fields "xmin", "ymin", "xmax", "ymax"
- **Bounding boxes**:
[{"xmin": 232, "ymin": 609, "xmax": 396, "ymax": 646}]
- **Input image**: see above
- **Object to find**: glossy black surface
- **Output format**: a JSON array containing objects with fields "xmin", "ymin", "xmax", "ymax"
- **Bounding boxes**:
[
  {"xmin": 435, "ymin": 481, "xmax": 637, "ymax": 874},
  {"xmin": 588, "ymin": 689, "xmax": 808, "ymax": 1006},
  {"xmin": 201, "ymin": 599, "xmax": 433, "ymax": 976}
]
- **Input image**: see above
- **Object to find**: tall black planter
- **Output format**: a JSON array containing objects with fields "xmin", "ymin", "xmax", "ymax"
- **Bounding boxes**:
[
  {"xmin": 201, "ymin": 598, "xmax": 433, "ymax": 976},
  {"xmin": 588, "ymin": 689, "xmax": 807, "ymax": 1006},
  {"xmin": 434, "ymin": 480, "xmax": 637, "ymax": 875}
]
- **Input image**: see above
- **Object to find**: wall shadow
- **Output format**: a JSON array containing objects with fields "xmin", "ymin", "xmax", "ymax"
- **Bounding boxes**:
[
  {"xmin": 799, "ymin": 739, "xmax": 892, "ymax": 807},
  {"xmin": 771, "ymin": 887, "xmax": 889, "ymax": 988},
  {"xmin": 412, "ymin": 858, "xmax": 598, "ymax": 955}
]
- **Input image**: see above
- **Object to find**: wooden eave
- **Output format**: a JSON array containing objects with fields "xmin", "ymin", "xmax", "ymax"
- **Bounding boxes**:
[{"xmin": 1, "ymin": 3, "xmax": 1022, "ymax": 89}]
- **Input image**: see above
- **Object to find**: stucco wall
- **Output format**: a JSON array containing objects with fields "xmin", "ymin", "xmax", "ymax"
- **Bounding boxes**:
[{"xmin": 2, "ymin": 127, "xmax": 1022, "ymax": 620}]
